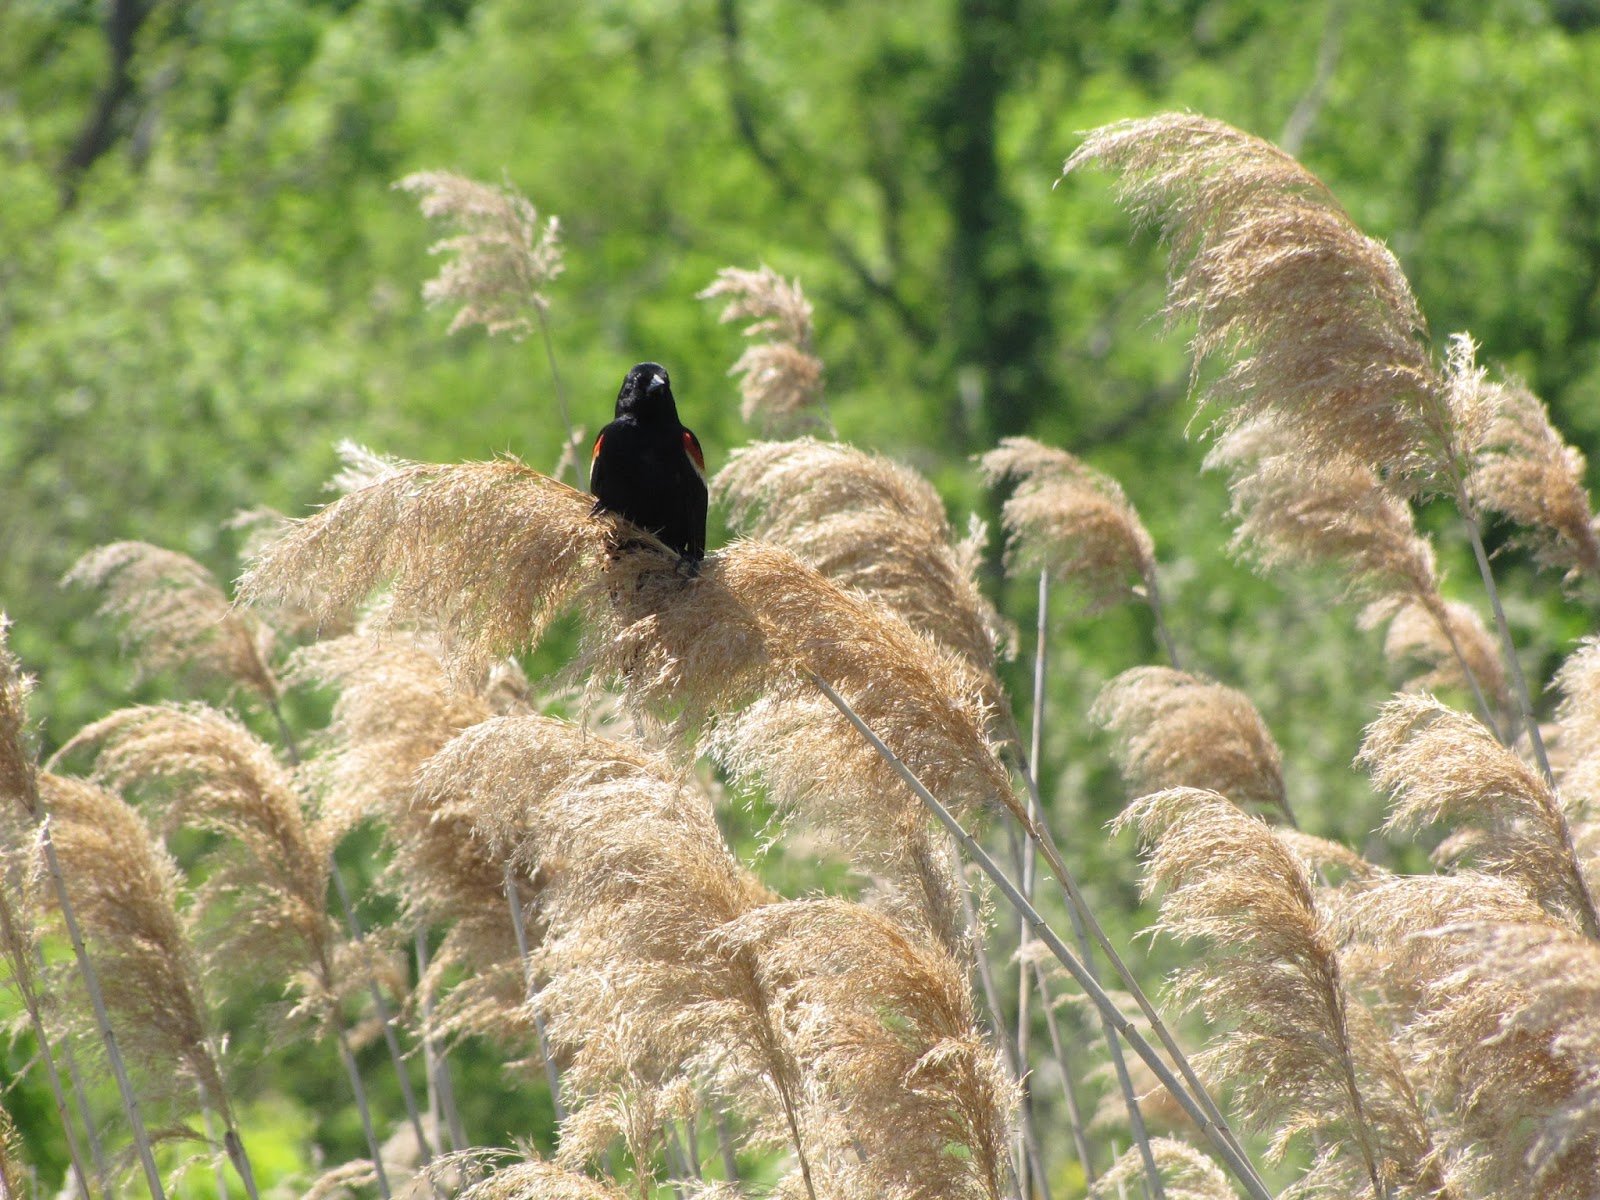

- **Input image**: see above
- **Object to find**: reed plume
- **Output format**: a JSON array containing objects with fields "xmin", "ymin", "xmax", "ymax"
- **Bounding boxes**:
[
  {"xmin": 716, "ymin": 437, "xmax": 1010, "ymax": 705},
  {"xmin": 36, "ymin": 772, "xmax": 236, "ymax": 1137},
  {"xmin": 1364, "ymin": 597, "xmax": 1507, "ymax": 712},
  {"xmin": 713, "ymin": 899, "xmax": 1017, "ymax": 1200},
  {"xmin": 1065, "ymin": 113, "xmax": 1449, "ymax": 483},
  {"xmin": 980, "ymin": 436, "xmax": 1160, "ymax": 616},
  {"xmin": 587, "ymin": 541, "xmax": 1010, "ymax": 949},
  {"xmin": 1093, "ymin": 1138, "xmax": 1235, "ymax": 1200},
  {"xmin": 417, "ymin": 713, "xmax": 786, "ymax": 1180},
  {"xmin": 699, "ymin": 265, "xmax": 828, "ymax": 435},
  {"xmin": 1093, "ymin": 666, "xmax": 1289, "ymax": 822},
  {"xmin": 54, "ymin": 704, "xmax": 342, "ymax": 1019},
  {"xmin": 396, "ymin": 171, "xmax": 563, "ymax": 341},
  {"xmin": 65, "ymin": 541, "xmax": 279, "ymax": 703},
  {"xmin": 1359, "ymin": 694, "xmax": 1600, "ymax": 937},
  {"xmin": 1117, "ymin": 787, "xmax": 1440, "ymax": 1197},
  {"xmin": 1340, "ymin": 908, "xmax": 1600, "ymax": 1200},
  {"xmin": 1469, "ymin": 378, "xmax": 1600, "ymax": 588},
  {"xmin": 240, "ymin": 459, "xmax": 607, "ymax": 680}
]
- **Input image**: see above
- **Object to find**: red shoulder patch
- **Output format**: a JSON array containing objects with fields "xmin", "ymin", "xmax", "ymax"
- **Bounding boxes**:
[
  {"xmin": 591, "ymin": 432, "xmax": 604, "ymax": 461},
  {"xmin": 683, "ymin": 430, "xmax": 706, "ymax": 477}
]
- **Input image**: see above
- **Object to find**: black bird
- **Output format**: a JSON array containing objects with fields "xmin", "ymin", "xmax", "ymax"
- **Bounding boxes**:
[{"xmin": 589, "ymin": 362, "xmax": 708, "ymax": 568}]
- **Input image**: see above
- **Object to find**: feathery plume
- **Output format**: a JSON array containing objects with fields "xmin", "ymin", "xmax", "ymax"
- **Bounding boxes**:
[
  {"xmin": 980, "ymin": 437, "xmax": 1158, "ymax": 613},
  {"xmin": 38, "ymin": 772, "xmax": 233, "ymax": 1127},
  {"xmin": 713, "ymin": 899, "xmax": 1018, "ymax": 1200},
  {"xmin": 699, "ymin": 265, "xmax": 828, "ymax": 435},
  {"xmin": 1359, "ymin": 694, "xmax": 1600, "ymax": 935},
  {"xmin": 239, "ymin": 459, "xmax": 607, "ymax": 680},
  {"xmin": 1364, "ymin": 596, "xmax": 1507, "ymax": 710},
  {"xmin": 717, "ymin": 438, "xmax": 1011, "ymax": 701},
  {"xmin": 1469, "ymin": 378, "xmax": 1600, "ymax": 588},
  {"xmin": 1116, "ymin": 787, "xmax": 1440, "ymax": 1197},
  {"xmin": 292, "ymin": 634, "xmax": 527, "ymax": 1050},
  {"xmin": 587, "ymin": 541, "xmax": 1010, "ymax": 949},
  {"xmin": 444, "ymin": 1154, "xmax": 632, "ymax": 1200},
  {"xmin": 65, "ymin": 542, "xmax": 279, "ymax": 703},
  {"xmin": 1093, "ymin": 666, "xmax": 1289, "ymax": 821},
  {"xmin": 1092, "ymin": 1138, "xmax": 1236, "ymax": 1200},
  {"xmin": 1065, "ymin": 113, "xmax": 1453, "ymax": 482},
  {"xmin": 1350, "ymin": 917, "xmax": 1600, "ymax": 1200},
  {"xmin": 418, "ymin": 714, "xmax": 792, "ymax": 1180},
  {"xmin": 1211, "ymin": 432, "xmax": 1439, "ymax": 603},
  {"xmin": 0, "ymin": 618, "xmax": 96, "ymax": 1199},
  {"xmin": 396, "ymin": 171, "xmax": 563, "ymax": 341},
  {"xmin": 55, "ymin": 704, "xmax": 340, "ymax": 1016},
  {"xmin": 591, "ymin": 541, "xmax": 1013, "ymax": 820}
]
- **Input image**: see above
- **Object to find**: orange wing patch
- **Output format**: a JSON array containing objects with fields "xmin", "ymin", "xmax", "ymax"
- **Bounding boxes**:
[{"xmin": 683, "ymin": 430, "xmax": 706, "ymax": 479}]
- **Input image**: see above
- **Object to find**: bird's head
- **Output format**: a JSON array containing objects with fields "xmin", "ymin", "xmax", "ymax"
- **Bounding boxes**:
[{"xmin": 614, "ymin": 362, "xmax": 678, "ymax": 421}]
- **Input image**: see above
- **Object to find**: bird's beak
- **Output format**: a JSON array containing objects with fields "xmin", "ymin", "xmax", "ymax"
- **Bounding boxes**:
[{"xmin": 652, "ymin": 373, "xmax": 667, "ymax": 389}]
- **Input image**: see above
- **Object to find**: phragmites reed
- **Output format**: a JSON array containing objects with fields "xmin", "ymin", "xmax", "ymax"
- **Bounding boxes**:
[
  {"xmin": 53, "ymin": 704, "xmax": 341, "ymax": 1016},
  {"xmin": 1064, "ymin": 113, "xmax": 1453, "ymax": 482},
  {"xmin": 716, "ymin": 437, "xmax": 1011, "ymax": 701},
  {"xmin": 1116, "ymin": 787, "xmax": 1440, "ymax": 1198},
  {"xmin": 396, "ymin": 171, "xmax": 563, "ymax": 340},
  {"xmin": 711, "ymin": 899, "xmax": 1018, "ymax": 1200},
  {"xmin": 1092, "ymin": 1138, "xmax": 1235, "ymax": 1200},
  {"xmin": 1338, "ymin": 895, "xmax": 1600, "ymax": 1200},
  {"xmin": 65, "ymin": 541, "xmax": 280, "ymax": 703},
  {"xmin": 417, "ymin": 713, "xmax": 786, "ymax": 1179},
  {"xmin": 587, "ymin": 541, "xmax": 1012, "ymax": 950},
  {"xmin": 1468, "ymin": 378, "xmax": 1600, "ymax": 588},
  {"xmin": 449, "ymin": 1156, "xmax": 634, "ymax": 1200},
  {"xmin": 239, "ymin": 458, "xmax": 607, "ymax": 680},
  {"xmin": 290, "ymin": 633, "xmax": 529, "ymax": 1050},
  {"xmin": 1359, "ymin": 694, "xmax": 1600, "ymax": 938},
  {"xmin": 979, "ymin": 437, "xmax": 1159, "ymax": 615},
  {"xmin": 699, "ymin": 265, "xmax": 829, "ymax": 435},
  {"xmin": 1092, "ymin": 666, "xmax": 1290, "ymax": 822},
  {"xmin": 591, "ymin": 541, "xmax": 1014, "ymax": 820},
  {"xmin": 1363, "ymin": 596, "xmax": 1507, "ymax": 712},
  {"xmin": 36, "ymin": 772, "xmax": 234, "ymax": 1133}
]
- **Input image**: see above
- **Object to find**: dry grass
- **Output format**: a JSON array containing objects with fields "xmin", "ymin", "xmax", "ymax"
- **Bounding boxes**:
[
  {"xmin": 240, "ymin": 458, "xmax": 607, "ymax": 680},
  {"xmin": 980, "ymin": 436, "xmax": 1159, "ymax": 616},
  {"xmin": 396, "ymin": 171, "xmax": 563, "ymax": 340},
  {"xmin": 1093, "ymin": 666, "xmax": 1289, "ymax": 822},
  {"xmin": 699, "ymin": 266, "xmax": 828, "ymax": 437},
  {"xmin": 14, "ymin": 109, "xmax": 1600, "ymax": 1200}
]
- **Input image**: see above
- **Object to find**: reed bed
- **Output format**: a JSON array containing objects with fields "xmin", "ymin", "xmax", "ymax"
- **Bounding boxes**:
[{"xmin": 3, "ymin": 120, "xmax": 1600, "ymax": 1200}]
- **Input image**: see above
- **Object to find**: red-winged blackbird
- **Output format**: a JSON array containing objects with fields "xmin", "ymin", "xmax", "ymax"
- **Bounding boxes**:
[{"xmin": 589, "ymin": 362, "xmax": 708, "ymax": 569}]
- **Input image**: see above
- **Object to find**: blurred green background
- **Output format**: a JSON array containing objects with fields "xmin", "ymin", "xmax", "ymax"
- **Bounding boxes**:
[{"xmin": 3, "ymin": 0, "xmax": 1600, "ymax": 1192}]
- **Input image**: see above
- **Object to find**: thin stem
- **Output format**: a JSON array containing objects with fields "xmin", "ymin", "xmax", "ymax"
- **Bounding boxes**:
[
  {"xmin": 0, "ymin": 894, "xmax": 94, "ymax": 1200},
  {"xmin": 1031, "ymin": 958, "xmax": 1096, "ymax": 1187},
  {"xmin": 535, "ymin": 309, "xmax": 583, "ymax": 492},
  {"xmin": 1142, "ymin": 566, "xmax": 1183, "ymax": 672},
  {"xmin": 960, "ymin": 878, "xmax": 1046, "ymax": 1200},
  {"xmin": 201, "ymin": 1108, "xmax": 230, "ymax": 1200},
  {"xmin": 1425, "ymin": 596, "xmax": 1503, "ymax": 744},
  {"xmin": 329, "ymin": 863, "xmax": 432, "ymax": 1164},
  {"xmin": 333, "ymin": 1022, "xmax": 392, "ymax": 1200},
  {"xmin": 52, "ymin": 1011, "xmax": 108, "ymax": 1190},
  {"xmin": 1459, "ymin": 504, "xmax": 1550, "ymax": 777},
  {"xmin": 40, "ymin": 817, "xmax": 166, "ymax": 1199},
  {"xmin": 504, "ymin": 868, "xmax": 566, "ymax": 1122},
  {"xmin": 715, "ymin": 1109, "xmax": 740, "ymax": 1183},
  {"xmin": 415, "ymin": 928, "xmax": 467, "ymax": 1153},
  {"xmin": 809, "ymin": 674, "xmax": 1274, "ymax": 1200}
]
